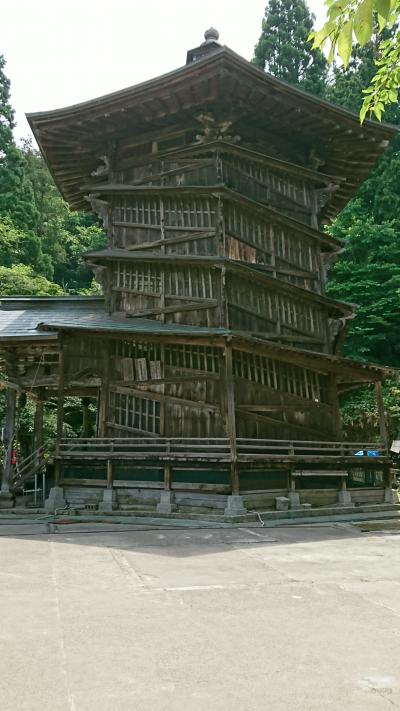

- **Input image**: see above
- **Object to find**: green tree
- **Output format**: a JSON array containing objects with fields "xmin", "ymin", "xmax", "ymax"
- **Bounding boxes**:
[
  {"xmin": 253, "ymin": 0, "xmax": 328, "ymax": 95},
  {"xmin": 340, "ymin": 381, "xmax": 400, "ymax": 440},
  {"xmin": 327, "ymin": 216, "xmax": 400, "ymax": 366},
  {"xmin": 326, "ymin": 27, "xmax": 400, "ymax": 124},
  {"xmin": 0, "ymin": 217, "xmax": 51, "ymax": 275},
  {"xmin": 310, "ymin": 0, "xmax": 400, "ymax": 121},
  {"xmin": 0, "ymin": 264, "xmax": 63, "ymax": 296},
  {"xmin": 0, "ymin": 56, "xmax": 37, "ymax": 229},
  {"xmin": 324, "ymin": 34, "xmax": 400, "ymax": 369},
  {"xmin": 21, "ymin": 142, "xmax": 106, "ymax": 290}
]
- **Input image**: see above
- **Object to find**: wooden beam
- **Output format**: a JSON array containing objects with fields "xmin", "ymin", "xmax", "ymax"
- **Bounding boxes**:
[
  {"xmin": 236, "ymin": 408, "xmax": 331, "ymax": 439},
  {"xmin": 125, "ymin": 299, "xmax": 218, "ymax": 319},
  {"xmin": 111, "ymin": 384, "xmax": 219, "ymax": 412},
  {"xmin": 237, "ymin": 403, "xmax": 331, "ymax": 412}
]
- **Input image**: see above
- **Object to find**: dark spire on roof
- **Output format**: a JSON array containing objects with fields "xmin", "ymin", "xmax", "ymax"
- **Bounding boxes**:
[{"xmin": 186, "ymin": 28, "xmax": 221, "ymax": 65}]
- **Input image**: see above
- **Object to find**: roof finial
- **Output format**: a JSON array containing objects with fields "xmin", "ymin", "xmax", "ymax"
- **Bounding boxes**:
[
  {"xmin": 204, "ymin": 27, "xmax": 219, "ymax": 43},
  {"xmin": 186, "ymin": 27, "xmax": 221, "ymax": 64}
]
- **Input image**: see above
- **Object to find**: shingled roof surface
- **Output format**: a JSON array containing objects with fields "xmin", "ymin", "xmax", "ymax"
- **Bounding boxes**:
[
  {"xmin": 27, "ymin": 46, "xmax": 398, "ymax": 215},
  {"xmin": 0, "ymin": 296, "xmax": 229, "ymax": 340},
  {"xmin": 0, "ymin": 296, "xmax": 394, "ymax": 383},
  {"xmin": 0, "ymin": 297, "xmax": 105, "ymax": 341}
]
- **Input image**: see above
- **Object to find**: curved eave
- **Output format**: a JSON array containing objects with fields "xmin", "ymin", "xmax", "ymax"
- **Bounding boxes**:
[{"xmin": 27, "ymin": 45, "xmax": 398, "ymax": 214}]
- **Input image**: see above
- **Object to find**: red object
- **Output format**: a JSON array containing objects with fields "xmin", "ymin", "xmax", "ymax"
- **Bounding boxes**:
[{"xmin": 11, "ymin": 450, "xmax": 17, "ymax": 466}]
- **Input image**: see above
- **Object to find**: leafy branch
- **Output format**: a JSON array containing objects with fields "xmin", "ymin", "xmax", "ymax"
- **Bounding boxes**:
[{"xmin": 310, "ymin": 0, "xmax": 400, "ymax": 121}]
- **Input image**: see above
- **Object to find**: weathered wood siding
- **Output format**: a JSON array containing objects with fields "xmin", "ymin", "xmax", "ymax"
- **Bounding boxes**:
[
  {"xmin": 107, "ymin": 258, "xmax": 341, "ymax": 351},
  {"xmin": 108, "ymin": 340, "xmax": 225, "ymax": 438},
  {"xmin": 111, "ymin": 142, "xmax": 325, "ymax": 226},
  {"xmin": 233, "ymin": 347, "xmax": 337, "ymax": 440}
]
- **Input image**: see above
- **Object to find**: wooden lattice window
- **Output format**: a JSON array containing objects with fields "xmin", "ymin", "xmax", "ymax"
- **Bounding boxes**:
[
  {"xmin": 225, "ymin": 203, "xmax": 319, "ymax": 274},
  {"xmin": 113, "ymin": 341, "xmax": 162, "ymax": 381},
  {"xmin": 163, "ymin": 265, "xmax": 214, "ymax": 298},
  {"xmin": 162, "ymin": 197, "xmax": 215, "ymax": 229},
  {"xmin": 114, "ymin": 262, "xmax": 162, "ymax": 293},
  {"xmin": 114, "ymin": 197, "xmax": 161, "ymax": 226},
  {"xmin": 225, "ymin": 203, "xmax": 274, "ymax": 258},
  {"xmin": 164, "ymin": 344, "xmax": 220, "ymax": 373},
  {"xmin": 109, "ymin": 390, "xmax": 160, "ymax": 434},
  {"xmin": 232, "ymin": 350, "xmax": 329, "ymax": 403},
  {"xmin": 114, "ymin": 341, "xmax": 162, "ymax": 360},
  {"xmin": 225, "ymin": 156, "xmax": 314, "ymax": 209}
]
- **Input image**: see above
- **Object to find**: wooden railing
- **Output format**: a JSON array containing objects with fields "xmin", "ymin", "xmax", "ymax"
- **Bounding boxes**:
[
  {"xmin": 10, "ymin": 444, "xmax": 51, "ymax": 501},
  {"xmin": 57, "ymin": 438, "xmax": 388, "ymax": 461},
  {"xmin": 12, "ymin": 446, "xmax": 47, "ymax": 487}
]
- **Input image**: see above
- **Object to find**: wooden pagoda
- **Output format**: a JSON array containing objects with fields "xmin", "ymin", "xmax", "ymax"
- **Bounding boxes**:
[{"xmin": 0, "ymin": 29, "xmax": 398, "ymax": 516}]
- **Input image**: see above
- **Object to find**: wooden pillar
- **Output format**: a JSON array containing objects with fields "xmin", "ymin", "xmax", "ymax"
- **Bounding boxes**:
[
  {"xmin": 164, "ymin": 464, "xmax": 172, "ymax": 491},
  {"xmin": 223, "ymin": 342, "xmax": 239, "ymax": 495},
  {"xmin": 81, "ymin": 397, "xmax": 91, "ymax": 438},
  {"xmin": 107, "ymin": 459, "xmax": 113, "ymax": 489},
  {"xmin": 95, "ymin": 390, "xmax": 101, "ymax": 437},
  {"xmin": 1, "ymin": 387, "xmax": 17, "ymax": 493},
  {"xmin": 56, "ymin": 338, "xmax": 66, "ymax": 457},
  {"xmin": 33, "ymin": 389, "xmax": 45, "ymax": 451},
  {"xmin": 99, "ymin": 341, "xmax": 110, "ymax": 438},
  {"xmin": 375, "ymin": 381, "xmax": 389, "ymax": 451},
  {"xmin": 329, "ymin": 375, "xmax": 342, "ymax": 439}
]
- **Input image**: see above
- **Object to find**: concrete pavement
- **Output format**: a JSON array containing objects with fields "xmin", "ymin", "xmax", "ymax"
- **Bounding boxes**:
[{"xmin": 1, "ymin": 520, "xmax": 400, "ymax": 710}]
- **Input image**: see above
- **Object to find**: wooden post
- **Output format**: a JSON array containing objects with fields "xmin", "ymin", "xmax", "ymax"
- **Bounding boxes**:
[
  {"xmin": 33, "ymin": 389, "xmax": 45, "ymax": 451},
  {"xmin": 375, "ymin": 381, "xmax": 389, "ymax": 451},
  {"xmin": 224, "ymin": 342, "xmax": 239, "ymax": 495},
  {"xmin": 329, "ymin": 375, "xmax": 342, "ymax": 440},
  {"xmin": 99, "ymin": 341, "xmax": 110, "ymax": 438},
  {"xmin": 107, "ymin": 459, "xmax": 113, "ymax": 489},
  {"xmin": 164, "ymin": 464, "xmax": 172, "ymax": 491},
  {"xmin": 1, "ymin": 387, "xmax": 17, "ymax": 493},
  {"xmin": 54, "ymin": 461, "xmax": 63, "ymax": 487},
  {"xmin": 56, "ymin": 339, "xmax": 66, "ymax": 457},
  {"xmin": 95, "ymin": 390, "xmax": 101, "ymax": 437},
  {"xmin": 81, "ymin": 397, "xmax": 91, "ymax": 438}
]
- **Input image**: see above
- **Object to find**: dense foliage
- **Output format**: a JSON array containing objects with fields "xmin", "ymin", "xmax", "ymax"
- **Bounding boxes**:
[
  {"xmin": 254, "ymin": 4, "xmax": 400, "ymax": 438},
  {"xmin": 0, "ymin": 56, "xmax": 106, "ymax": 297},
  {"xmin": 310, "ymin": 0, "xmax": 400, "ymax": 122},
  {"xmin": 253, "ymin": 0, "xmax": 328, "ymax": 95}
]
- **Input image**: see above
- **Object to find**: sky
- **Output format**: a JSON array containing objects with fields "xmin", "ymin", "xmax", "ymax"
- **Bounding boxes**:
[{"xmin": 1, "ymin": 0, "xmax": 327, "ymax": 142}]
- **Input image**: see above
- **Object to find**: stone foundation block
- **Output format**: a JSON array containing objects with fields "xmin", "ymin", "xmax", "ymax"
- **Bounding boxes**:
[
  {"xmin": 0, "ymin": 492, "xmax": 14, "ymax": 509},
  {"xmin": 337, "ymin": 489, "xmax": 353, "ymax": 506},
  {"xmin": 44, "ymin": 486, "xmax": 66, "ymax": 513},
  {"xmin": 288, "ymin": 491, "xmax": 301, "ymax": 508},
  {"xmin": 224, "ymin": 495, "xmax": 247, "ymax": 517},
  {"xmin": 290, "ymin": 502, "xmax": 312, "ymax": 511},
  {"xmin": 157, "ymin": 491, "xmax": 176, "ymax": 514},
  {"xmin": 384, "ymin": 487, "xmax": 397, "ymax": 504},
  {"xmin": 99, "ymin": 489, "xmax": 117, "ymax": 512},
  {"xmin": 275, "ymin": 496, "xmax": 289, "ymax": 511}
]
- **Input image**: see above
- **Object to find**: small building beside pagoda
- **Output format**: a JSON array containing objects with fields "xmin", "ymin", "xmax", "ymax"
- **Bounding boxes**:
[{"xmin": 0, "ymin": 29, "xmax": 398, "ymax": 516}]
